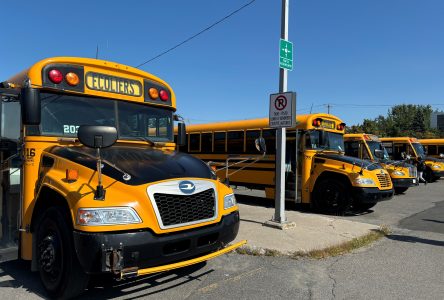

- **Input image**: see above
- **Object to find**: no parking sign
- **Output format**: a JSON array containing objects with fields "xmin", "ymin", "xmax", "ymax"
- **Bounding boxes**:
[{"xmin": 269, "ymin": 92, "xmax": 296, "ymax": 128}]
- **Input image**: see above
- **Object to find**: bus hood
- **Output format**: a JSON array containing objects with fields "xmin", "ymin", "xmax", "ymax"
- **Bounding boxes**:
[
  {"xmin": 48, "ymin": 145, "xmax": 214, "ymax": 185},
  {"xmin": 315, "ymin": 153, "xmax": 382, "ymax": 171}
]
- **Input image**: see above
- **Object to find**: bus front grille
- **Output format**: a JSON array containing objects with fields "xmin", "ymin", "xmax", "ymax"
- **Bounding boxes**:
[
  {"xmin": 376, "ymin": 173, "xmax": 392, "ymax": 188},
  {"xmin": 153, "ymin": 189, "xmax": 216, "ymax": 227}
]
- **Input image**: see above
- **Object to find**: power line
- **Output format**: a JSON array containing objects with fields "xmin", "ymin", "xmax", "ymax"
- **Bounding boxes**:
[{"xmin": 135, "ymin": 0, "xmax": 257, "ymax": 68}]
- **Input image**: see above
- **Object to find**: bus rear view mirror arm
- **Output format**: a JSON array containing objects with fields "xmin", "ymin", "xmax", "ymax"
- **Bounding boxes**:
[{"xmin": 77, "ymin": 125, "xmax": 118, "ymax": 200}]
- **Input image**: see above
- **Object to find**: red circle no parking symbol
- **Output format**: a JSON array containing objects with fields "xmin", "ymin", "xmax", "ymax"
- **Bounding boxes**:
[{"xmin": 274, "ymin": 95, "xmax": 287, "ymax": 111}]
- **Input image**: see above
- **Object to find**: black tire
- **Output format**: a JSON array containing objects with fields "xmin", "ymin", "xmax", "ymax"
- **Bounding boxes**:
[
  {"xmin": 394, "ymin": 187, "xmax": 408, "ymax": 194},
  {"xmin": 313, "ymin": 178, "xmax": 351, "ymax": 215},
  {"xmin": 353, "ymin": 202, "xmax": 377, "ymax": 211},
  {"xmin": 424, "ymin": 168, "xmax": 433, "ymax": 183},
  {"xmin": 36, "ymin": 207, "xmax": 89, "ymax": 299}
]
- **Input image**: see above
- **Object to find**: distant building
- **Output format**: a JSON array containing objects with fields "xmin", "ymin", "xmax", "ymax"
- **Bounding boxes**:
[{"xmin": 431, "ymin": 111, "xmax": 444, "ymax": 131}]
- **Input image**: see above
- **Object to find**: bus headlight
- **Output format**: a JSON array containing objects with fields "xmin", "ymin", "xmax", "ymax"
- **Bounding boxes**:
[
  {"xmin": 77, "ymin": 207, "xmax": 142, "ymax": 226},
  {"xmin": 224, "ymin": 194, "xmax": 237, "ymax": 209},
  {"xmin": 432, "ymin": 165, "xmax": 441, "ymax": 169},
  {"xmin": 392, "ymin": 171, "xmax": 405, "ymax": 176},
  {"xmin": 354, "ymin": 177, "xmax": 375, "ymax": 186}
]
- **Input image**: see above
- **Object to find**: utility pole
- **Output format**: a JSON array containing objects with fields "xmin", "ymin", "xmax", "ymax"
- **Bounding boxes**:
[{"xmin": 266, "ymin": 0, "xmax": 296, "ymax": 229}]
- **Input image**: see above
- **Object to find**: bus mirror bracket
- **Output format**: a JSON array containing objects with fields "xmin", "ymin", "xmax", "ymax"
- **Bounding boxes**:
[
  {"xmin": 374, "ymin": 149, "xmax": 384, "ymax": 159},
  {"xmin": 20, "ymin": 87, "xmax": 41, "ymax": 125},
  {"xmin": 216, "ymin": 137, "xmax": 267, "ymax": 186},
  {"xmin": 77, "ymin": 125, "xmax": 118, "ymax": 200},
  {"xmin": 177, "ymin": 122, "xmax": 186, "ymax": 147}
]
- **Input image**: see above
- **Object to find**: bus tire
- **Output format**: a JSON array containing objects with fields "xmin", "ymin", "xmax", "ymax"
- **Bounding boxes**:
[
  {"xmin": 424, "ymin": 168, "xmax": 433, "ymax": 183},
  {"xmin": 394, "ymin": 187, "xmax": 408, "ymax": 194},
  {"xmin": 313, "ymin": 178, "xmax": 351, "ymax": 215},
  {"xmin": 354, "ymin": 202, "xmax": 377, "ymax": 211},
  {"xmin": 36, "ymin": 206, "xmax": 89, "ymax": 299}
]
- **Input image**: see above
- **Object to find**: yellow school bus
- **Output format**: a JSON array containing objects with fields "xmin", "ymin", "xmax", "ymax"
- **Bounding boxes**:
[
  {"xmin": 419, "ymin": 139, "xmax": 444, "ymax": 159},
  {"xmin": 182, "ymin": 113, "xmax": 393, "ymax": 214},
  {"xmin": 344, "ymin": 134, "xmax": 417, "ymax": 194},
  {"xmin": 380, "ymin": 137, "xmax": 444, "ymax": 182},
  {"xmin": 0, "ymin": 57, "xmax": 244, "ymax": 298}
]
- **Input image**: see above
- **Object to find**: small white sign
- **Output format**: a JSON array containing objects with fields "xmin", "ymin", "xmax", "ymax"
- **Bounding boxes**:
[{"xmin": 269, "ymin": 92, "xmax": 296, "ymax": 128}]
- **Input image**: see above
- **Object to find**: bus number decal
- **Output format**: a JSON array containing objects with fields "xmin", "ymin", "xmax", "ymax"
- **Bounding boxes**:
[{"xmin": 64, "ymin": 125, "xmax": 80, "ymax": 134}]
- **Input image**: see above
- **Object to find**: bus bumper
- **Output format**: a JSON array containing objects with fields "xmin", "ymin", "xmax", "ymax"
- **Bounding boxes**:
[
  {"xmin": 73, "ymin": 211, "xmax": 241, "ymax": 276},
  {"xmin": 392, "ymin": 178, "xmax": 417, "ymax": 188},
  {"xmin": 432, "ymin": 170, "xmax": 444, "ymax": 177},
  {"xmin": 352, "ymin": 187, "xmax": 394, "ymax": 204}
]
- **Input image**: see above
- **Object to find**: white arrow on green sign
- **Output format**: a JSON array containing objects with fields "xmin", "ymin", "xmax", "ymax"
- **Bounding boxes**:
[{"xmin": 279, "ymin": 39, "xmax": 293, "ymax": 71}]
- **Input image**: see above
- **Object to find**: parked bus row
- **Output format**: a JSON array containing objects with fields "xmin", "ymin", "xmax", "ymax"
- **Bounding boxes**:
[{"xmin": 181, "ymin": 115, "xmax": 444, "ymax": 215}]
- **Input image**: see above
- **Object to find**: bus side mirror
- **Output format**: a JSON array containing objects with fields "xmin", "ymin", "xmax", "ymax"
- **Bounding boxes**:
[
  {"xmin": 255, "ymin": 137, "xmax": 266, "ymax": 154},
  {"xmin": 20, "ymin": 88, "xmax": 41, "ymax": 125},
  {"xmin": 177, "ymin": 122, "xmax": 186, "ymax": 147},
  {"xmin": 77, "ymin": 125, "xmax": 117, "ymax": 201},
  {"xmin": 77, "ymin": 125, "xmax": 118, "ymax": 149},
  {"xmin": 374, "ymin": 149, "xmax": 384, "ymax": 159}
]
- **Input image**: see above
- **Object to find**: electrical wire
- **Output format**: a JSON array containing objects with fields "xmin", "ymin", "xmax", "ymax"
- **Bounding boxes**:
[{"xmin": 135, "ymin": 0, "xmax": 257, "ymax": 68}]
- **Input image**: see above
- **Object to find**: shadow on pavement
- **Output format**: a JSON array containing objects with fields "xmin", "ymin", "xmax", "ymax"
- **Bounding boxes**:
[
  {"xmin": 385, "ymin": 234, "xmax": 444, "ymax": 247},
  {"xmin": 235, "ymin": 194, "xmax": 374, "ymax": 217},
  {"xmin": 422, "ymin": 219, "xmax": 444, "ymax": 224},
  {"xmin": 0, "ymin": 259, "xmax": 212, "ymax": 299}
]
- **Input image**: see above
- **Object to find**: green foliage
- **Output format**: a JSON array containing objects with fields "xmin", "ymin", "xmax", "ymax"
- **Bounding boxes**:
[{"xmin": 346, "ymin": 104, "xmax": 443, "ymax": 138}]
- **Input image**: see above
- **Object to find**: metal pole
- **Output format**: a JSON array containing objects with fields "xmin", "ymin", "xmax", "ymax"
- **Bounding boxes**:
[{"xmin": 273, "ymin": 0, "xmax": 289, "ymax": 223}]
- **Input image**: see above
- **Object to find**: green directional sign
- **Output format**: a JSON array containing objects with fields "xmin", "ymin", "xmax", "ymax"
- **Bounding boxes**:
[{"xmin": 279, "ymin": 39, "xmax": 293, "ymax": 71}]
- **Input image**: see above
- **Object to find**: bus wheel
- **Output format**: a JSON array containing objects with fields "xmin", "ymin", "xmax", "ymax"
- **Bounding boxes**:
[
  {"xmin": 313, "ymin": 179, "xmax": 351, "ymax": 215},
  {"xmin": 354, "ymin": 202, "xmax": 377, "ymax": 211},
  {"xmin": 36, "ymin": 207, "xmax": 89, "ymax": 299},
  {"xmin": 424, "ymin": 168, "xmax": 433, "ymax": 183},
  {"xmin": 394, "ymin": 187, "xmax": 408, "ymax": 194}
]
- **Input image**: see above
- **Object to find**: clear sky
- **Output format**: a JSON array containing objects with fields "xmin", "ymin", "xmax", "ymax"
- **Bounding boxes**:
[{"xmin": 1, "ymin": 0, "xmax": 443, "ymax": 126}]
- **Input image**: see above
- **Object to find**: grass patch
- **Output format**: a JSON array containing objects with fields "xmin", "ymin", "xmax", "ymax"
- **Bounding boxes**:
[
  {"xmin": 235, "ymin": 246, "xmax": 282, "ymax": 257},
  {"xmin": 291, "ymin": 225, "xmax": 391, "ymax": 259}
]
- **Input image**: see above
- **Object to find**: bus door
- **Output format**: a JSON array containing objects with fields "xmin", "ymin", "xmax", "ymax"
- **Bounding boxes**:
[
  {"xmin": 0, "ymin": 99, "xmax": 21, "ymax": 251},
  {"xmin": 285, "ymin": 130, "xmax": 302, "ymax": 202}
]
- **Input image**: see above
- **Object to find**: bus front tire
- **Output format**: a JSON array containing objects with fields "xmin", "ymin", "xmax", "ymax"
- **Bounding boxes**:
[
  {"xmin": 353, "ymin": 202, "xmax": 377, "ymax": 211},
  {"xmin": 394, "ymin": 187, "xmax": 408, "ymax": 194},
  {"xmin": 36, "ymin": 207, "xmax": 89, "ymax": 299},
  {"xmin": 313, "ymin": 179, "xmax": 351, "ymax": 215}
]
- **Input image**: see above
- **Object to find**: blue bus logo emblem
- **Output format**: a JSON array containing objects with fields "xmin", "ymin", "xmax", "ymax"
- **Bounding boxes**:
[{"xmin": 179, "ymin": 181, "xmax": 195, "ymax": 194}]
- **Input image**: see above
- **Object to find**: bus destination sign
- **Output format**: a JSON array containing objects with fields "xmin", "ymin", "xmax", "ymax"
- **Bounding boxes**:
[{"xmin": 86, "ymin": 72, "xmax": 142, "ymax": 97}]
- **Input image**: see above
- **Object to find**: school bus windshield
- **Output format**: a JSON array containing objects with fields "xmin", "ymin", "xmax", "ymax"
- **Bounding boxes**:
[
  {"xmin": 27, "ymin": 92, "xmax": 174, "ymax": 141},
  {"xmin": 366, "ymin": 141, "xmax": 390, "ymax": 161},
  {"xmin": 306, "ymin": 130, "xmax": 344, "ymax": 152},
  {"xmin": 412, "ymin": 142, "xmax": 426, "ymax": 158}
]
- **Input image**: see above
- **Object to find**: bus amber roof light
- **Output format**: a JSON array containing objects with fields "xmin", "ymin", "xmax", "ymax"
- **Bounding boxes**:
[
  {"xmin": 65, "ymin": 72, "xmax": 80, "ymax": 86},
  {"xmin": 48, "ymin": 69, "xmax": 63, "ymax": 84},
  {"xmin": 159, "ymin": 90, "xmax": 169, "ymax": 101},
  {"xmin": 148, "ymin": 88, "xmax": 159, "ymax": 99}
]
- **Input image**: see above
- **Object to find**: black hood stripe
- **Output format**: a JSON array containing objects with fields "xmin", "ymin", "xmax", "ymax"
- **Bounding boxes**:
[
  {"xmin": 49, "ymin": 145, "xmax": 213, "ymax": 185},
  {"xmin": 315, "ymin": 153, "xmax": 382, "ymax": 170}
]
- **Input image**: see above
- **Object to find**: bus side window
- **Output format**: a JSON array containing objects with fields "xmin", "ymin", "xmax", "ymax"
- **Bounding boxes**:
[
  {"xmin": 201, "ymin": 133, "xmax": 213, "ymax": 153},
  {"xmin": 344, "ymin": 141, "xmax": 359, "ymax": 158},
  {"xmin": 262, "ymin": 129, "xmax": 276, "ymax": 155},
  {"xmin": 214, "ymin": 132, "xmax": 226, "ymax": 153},
  {"xmin": 227, "ymin": 131, "xmax": 244, "ymax": 154},
  {"xmin": 246, "ymin": 130, "xmax": 261, "ymax": 154},
  {"xmin": 393, "ymin": 143, "xmax": 407, "ymax": 160},
  {"xmin": 189, "ymin": 133, "xmax": 200, "ymax": 152},
  {"xmin": 437, "ymin": 145, "xmax": 444, "ymax": 156}
]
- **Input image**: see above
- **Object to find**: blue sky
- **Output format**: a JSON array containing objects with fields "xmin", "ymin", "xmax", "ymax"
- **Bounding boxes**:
[{"xmin": 1, "ymin": 0, "xmax": 443, "ymax": 126}]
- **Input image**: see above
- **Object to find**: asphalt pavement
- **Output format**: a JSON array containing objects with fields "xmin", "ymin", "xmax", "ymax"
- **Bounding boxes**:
[{"xmin": 0, "ymin": 180, "xmax": 443, "ymax": 299}]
